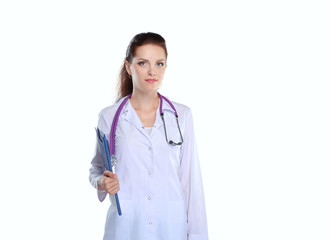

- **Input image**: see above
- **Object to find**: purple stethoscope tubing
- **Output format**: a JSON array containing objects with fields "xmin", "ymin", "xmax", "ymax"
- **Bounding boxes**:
[{"xmin": 109, "ymin": 92, "xmax": 183, "ymax": 157}]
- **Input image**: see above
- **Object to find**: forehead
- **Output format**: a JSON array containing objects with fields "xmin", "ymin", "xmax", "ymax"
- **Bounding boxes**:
[{"xmin": 134, "ymin": 44, "xmax": 166, "ymax": 60}]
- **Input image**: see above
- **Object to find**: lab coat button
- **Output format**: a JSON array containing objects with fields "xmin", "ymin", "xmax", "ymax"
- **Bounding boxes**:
[
  {"xmin": 149, "ymin": 222, "xmax": 153, "ymax": 225},
  {"xmin": 148, "ymin": 196, "xmax": 151, "ymax": 200},
  {"xmin": 148, "ymin": 147, "xmax": 152, "ymax": 151},
  {"xmin": 148, "ymin": 171, "xmax": 152, "ymax": 175}
]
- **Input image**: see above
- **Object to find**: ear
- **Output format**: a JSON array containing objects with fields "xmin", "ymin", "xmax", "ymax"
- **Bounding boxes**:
[{"xmin": 124, "ymin": 60, "xmax": 131, "ymax": 75}]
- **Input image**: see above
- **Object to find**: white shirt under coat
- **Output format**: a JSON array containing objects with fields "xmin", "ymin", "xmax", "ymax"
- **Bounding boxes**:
[{"xmin": 89, "ymin": 95, "xmax": 209, "ymax": 240}]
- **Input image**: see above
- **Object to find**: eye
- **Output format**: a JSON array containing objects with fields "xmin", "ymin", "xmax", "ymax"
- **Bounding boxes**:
[
  {"xmin": 157, "ymin": 62, "xmax": 165, "ymax": 67},
  {"xmin": 138, "ymin": 61, "xmax": 147, "ymax": 66}
]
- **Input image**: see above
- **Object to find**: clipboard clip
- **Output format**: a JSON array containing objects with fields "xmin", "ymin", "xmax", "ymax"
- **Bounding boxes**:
[{"xmin": 95, "ymin": 128, "xmax": 103, "ymax": 143}]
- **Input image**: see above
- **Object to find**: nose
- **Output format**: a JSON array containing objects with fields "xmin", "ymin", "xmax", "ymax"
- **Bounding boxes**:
[{"xmin": 148, "ymin": 66, "xmax": 156, "ymax": 76}]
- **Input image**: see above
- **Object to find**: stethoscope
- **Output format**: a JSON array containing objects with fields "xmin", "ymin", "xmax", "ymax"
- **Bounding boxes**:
[{"xmin": 109, "ymin": 92, "xmax": 184, "ymax": 168}]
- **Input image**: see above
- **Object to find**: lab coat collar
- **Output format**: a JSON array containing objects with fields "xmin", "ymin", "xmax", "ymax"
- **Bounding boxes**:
[{"xmin": 119, "ymin": 94, "xmax": 175, "ymax": 130}]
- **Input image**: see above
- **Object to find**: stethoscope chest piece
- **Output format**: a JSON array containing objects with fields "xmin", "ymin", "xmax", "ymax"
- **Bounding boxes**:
[{"xmin": 110, "ymin": 155, "xmax": 118, "ymax": 173}]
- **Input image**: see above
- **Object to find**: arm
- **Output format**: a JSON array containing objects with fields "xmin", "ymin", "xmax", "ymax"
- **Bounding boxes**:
[{"xmin": 178, "ymin": 108, "xmax": 209, "ymax": 240}]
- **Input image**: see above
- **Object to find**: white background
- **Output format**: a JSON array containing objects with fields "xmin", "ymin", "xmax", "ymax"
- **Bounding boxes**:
[{"xmin": 0, "ymin": 0, "xmax": 329, "ymax": 239}]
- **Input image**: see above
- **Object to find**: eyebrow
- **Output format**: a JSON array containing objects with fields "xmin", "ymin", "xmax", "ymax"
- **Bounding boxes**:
[{"xmin": 138, "ymin": 58, "xmax": 166, "ymax": 62}]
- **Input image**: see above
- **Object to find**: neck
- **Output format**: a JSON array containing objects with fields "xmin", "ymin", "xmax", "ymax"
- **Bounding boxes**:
[{"xmin": 130, "ymin": 90, "xmax": 159, "ymax": 111}]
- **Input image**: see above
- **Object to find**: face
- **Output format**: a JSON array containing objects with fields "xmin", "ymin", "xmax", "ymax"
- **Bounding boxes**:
[{"xmin": 125, "ymin": 44, "xmax": 167, "ymax": 95}]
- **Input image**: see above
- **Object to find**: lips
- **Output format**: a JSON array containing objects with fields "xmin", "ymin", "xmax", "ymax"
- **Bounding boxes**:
[{"xmin": 145, "ymin": 79, "xmax": 157, "ymax": 83}]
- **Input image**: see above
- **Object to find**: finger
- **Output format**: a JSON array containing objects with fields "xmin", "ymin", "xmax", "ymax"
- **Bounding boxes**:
[
  {"xmin": 107, "ymin": 183, "xmax": 119, "ymax": 192},
  {"xmin": 104, "ymin": 179, "xmax": 119, "ymax": 188},
  {"xmin": 103, "ymin": 170, "xmax": 112, "ymax": 177},
  {"xmin": 105, "ymin": 179, "xmax": 119, "ymax": 189},
  {"xmin": 108, "ymin": 185, "xmax": 120, "ymax": 195},
  {"xmin": 104, "ymin": 177, "xmax": 119, "ymax": 184},
  {"xmin": 107, "ymin": 185, "xmax": 120, "ymax": 195},
  {"xmin": 109, "ymin": 172, "xmax": 117, "ymax": 179},
  {"xmin": 103, "ymin": 171, "xmax": 117, "ymax": 179}
]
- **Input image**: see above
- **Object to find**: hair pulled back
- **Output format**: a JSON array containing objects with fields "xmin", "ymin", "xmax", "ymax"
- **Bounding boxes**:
[{"xmin": 116, "ymin": 32, "xmax": 167, "ymax": 102}]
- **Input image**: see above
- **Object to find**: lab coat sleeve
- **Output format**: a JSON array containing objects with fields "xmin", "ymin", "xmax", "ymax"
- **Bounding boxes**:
[
  {"xmin": 89, "ymin": 112, "xmax": 110, "ymax": 202},
  {"xmin": 178, "ymin": 108, "xmax": 209, "ymax": 240}
]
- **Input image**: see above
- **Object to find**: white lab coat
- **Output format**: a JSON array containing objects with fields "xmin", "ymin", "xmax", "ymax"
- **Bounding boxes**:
[{"xmin": 89, "ymin": 95, "xmax": 208, "ymax": 240}]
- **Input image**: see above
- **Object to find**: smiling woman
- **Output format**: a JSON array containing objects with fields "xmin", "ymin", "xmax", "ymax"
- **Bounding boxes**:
[
  {"xmin": 89, "ymin": 32, "xmax": 209, "ymax": 240},
  {"xmin": 125, "ymin": 44, "xmax": 167, "ymax": 100},
  {"xmin": 117, "ymin": 32, "xmax": 168, "ymax": 102}
]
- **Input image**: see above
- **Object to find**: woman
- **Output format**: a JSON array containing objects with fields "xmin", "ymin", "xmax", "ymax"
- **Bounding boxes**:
[{"xmin": 89, "ymin": 32, "xmax": 208, "ymax": 240}]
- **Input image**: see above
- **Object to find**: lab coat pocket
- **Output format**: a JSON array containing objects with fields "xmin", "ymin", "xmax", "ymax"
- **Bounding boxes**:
[
  {"xmin": 165, "ymin": 124, "xmax": 182, "ymax": 170},
  {"xmin": 104, "ymin": 199, "xmax": 132, "ymax": 240},
  {"xmin": 168, "ymin": 200, "xmax": 188, "ymax": 240}
]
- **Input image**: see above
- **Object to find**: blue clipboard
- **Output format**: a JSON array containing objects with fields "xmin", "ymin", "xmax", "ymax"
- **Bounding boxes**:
[{"xmin": 96, "ymin": 128, "xmax": 122, "ymax": 216}]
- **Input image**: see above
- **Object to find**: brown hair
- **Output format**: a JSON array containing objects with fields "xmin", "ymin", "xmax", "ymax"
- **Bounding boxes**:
[{"xmin": 116, "ymin": 32, "xmax": 168, "ymax": 102}]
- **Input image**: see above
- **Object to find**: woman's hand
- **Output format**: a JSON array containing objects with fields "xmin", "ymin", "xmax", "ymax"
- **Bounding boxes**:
[{"xmin": 98, "ymin": 171, "xmax": 120, "ymax": 195}]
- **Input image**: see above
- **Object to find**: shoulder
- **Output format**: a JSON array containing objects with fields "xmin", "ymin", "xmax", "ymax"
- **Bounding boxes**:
[
  {"xmin": 171, "ymin": 101, "xmax": 191, "ymax": 115},
  {"xmin": 167, "ymin": 99, "xmax": 195, "ymax": 137},
  {"xmin": 98, "ymin": 97, "xmax": 127, "ymax": 119},
  {"xmin": 97, "ymin": 98, "xmax": 127, "ymax": 131},
  {"xmin": 99, "ymin": 102, "xmax": 119, "ymax": 119},
  {"xmin": 166, "ymin": 98, "xmax": 194, "ymax": 123}
]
